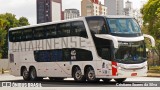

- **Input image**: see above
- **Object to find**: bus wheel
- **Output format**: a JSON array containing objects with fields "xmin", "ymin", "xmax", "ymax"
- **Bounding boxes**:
[
  {"xmin": 102, "ymin": 78, "xmax": 112, "ymax": 83},
  {"xmin": 86, "ymin": 67, "xmax": 99, "ymax": 82},
  {"xmin": 30, "ymin": 67, "xmax": 38, "ymax": 81},
  {"xmin": 22, "ymin": 68, "xmax": 30, "ymax": 81},
  {"xmin": 114, "ymin": 78, "xmax": 126, "ymax": 83},
  {"xmin": 73, "ymin": 67, "xmax": 86, "ymax": 82}
]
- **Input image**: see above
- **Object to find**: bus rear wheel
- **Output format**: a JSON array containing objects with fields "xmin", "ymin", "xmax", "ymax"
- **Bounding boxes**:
[
  {"xmin": 86, "ymin": 67, "xmax": 99, "ymax": 82},
  {"xmin": 22, "ymin": 68, "xmax": 30, "ymax": 81},
  {"xmin": 114, "ymin": 78, "xmax": 126, "ymax": 83},
  {"xmin": 30, "ymin": 67, "xmax": 38, "ymax": 81},
  {"xmin": 73, "ymin": 67, "xmax": 86, "ymax": 82}
]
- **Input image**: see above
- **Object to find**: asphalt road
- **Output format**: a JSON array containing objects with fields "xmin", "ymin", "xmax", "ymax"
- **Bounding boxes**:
[{"xmin": 0, "ymin": 74, "xmax": 160, "ymax": 90}]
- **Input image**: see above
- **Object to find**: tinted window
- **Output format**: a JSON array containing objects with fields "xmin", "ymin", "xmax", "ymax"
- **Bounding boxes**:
[
  {"xmin": 71, "ymin": 21, "xmax": 88, "ymax": 38},
  {"xmin": 9, "ymin": 30, "xmax": 22, "ymax": 42},
  {"xmin": 34, "ymin": 27, "xmax": 45, "ymax": 40},
  {"xmin": 34, "ymin": 48, "xmax": 93, "ymax": 62},
  {"xmin": 75, "ymin": 49, "xmax": 93, "ymax": 61},
  {"xmin": 58, "ymin": 23, "xmax": 71, "ymax": 37},
  {"xmin": 50, "ymin": 49, "xmax": 63, "ymax": 61},
  {"xmin": 107, "ymin": 18, "xmax": 141, "ymax": 33},
  {"xmin": 34, "ymin": 50, "xmax": 51, "ymax": 62},
  {"xmin": 9, "ymin": 21, "xmax": 88, "ymax": 42},
  {"xmin": 22, "ymin": 29, "xmax": 33, "ymax": 41},
  {"xmin": 46, "ymin": 25, "xmax": 57, "ymax": 38},
  {"xmin": 86, "ymin": 17, "xmax": 108, "ymax": 34}
]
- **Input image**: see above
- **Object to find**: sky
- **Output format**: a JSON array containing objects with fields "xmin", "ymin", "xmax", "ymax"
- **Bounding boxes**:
[{"xmin": 0, "ymin": 0, "xmax": 148, "ymax": 25}]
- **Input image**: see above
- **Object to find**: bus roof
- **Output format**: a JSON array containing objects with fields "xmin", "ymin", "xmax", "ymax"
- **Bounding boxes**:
[
  {"xmin": 9, "ymin": 17, "xmax": 84, "ymax": 31},
  {"xmin": 9, "ymin": 15, "xmax": 134, "ymax": 31}
]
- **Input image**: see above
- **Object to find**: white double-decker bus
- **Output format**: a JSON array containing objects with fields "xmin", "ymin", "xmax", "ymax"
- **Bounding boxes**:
[{"xmin": 9, "ymin": 16, "xmax": 155, "ymax": 83}]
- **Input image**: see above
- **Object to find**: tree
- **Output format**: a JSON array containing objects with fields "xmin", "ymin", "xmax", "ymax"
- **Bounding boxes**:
[
  {"xmin": 0, "ymin": 19, "xmax": 7, "ymax": 58},
  {"xmin": 141, "ymin": 0, "xmax": 160, "ymax": 65},
  {"xmin": 0, "ymin": 13, "xmax": 30, "ymax": 58},
  {"xmin": 19, "ymin": 17, "xmax": 30, "ymax": 26}
]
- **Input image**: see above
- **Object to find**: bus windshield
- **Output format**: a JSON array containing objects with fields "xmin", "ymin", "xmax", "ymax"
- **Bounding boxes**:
[
  {"xmin": 114, "ymin": 41, "xmax": 146, "ymax": 64},
  {"xmin": 107, "ymin": 18, "xmax": 141, "ymax": 34}
]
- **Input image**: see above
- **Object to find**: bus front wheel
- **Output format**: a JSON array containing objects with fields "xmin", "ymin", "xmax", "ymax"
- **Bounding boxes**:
[
  {"xmin": 114, "ymin": 78, "xmax": 126, "ymax": 83},
  {"xmin": 22, "ymin": 68, "xmax": 30, "ymax": 81},
  {"xmin": 86, "ymin": 67, "xmax": 99, "ymax": 82},
  {"xmin": 73, "ymin": 67, "xmax": 86, "ymax": 82}
]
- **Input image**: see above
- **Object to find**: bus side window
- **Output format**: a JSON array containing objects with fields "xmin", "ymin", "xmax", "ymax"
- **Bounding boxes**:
[
  {"xmin": 71, "ymin": 21, "xmax": 88, "ymax": 38},
  {"xmin": 58, "ymin": 23, "xmax": 71, "ymax": 37},
  {"xmin": 46, "ymin": 25, "xmax": 57, "ymax": 38},
  {"xmin": 34, "ymin": 27, "xmax": 45, "ymax": 40},
  {"xmin": 9, "ymin": 30, "xmax": 22, "ymax": 42},
  {"xmin": 22, "ymin": 29, "xmax": 33, "ymax": 41},
  {"xmin": 101, "ymin": 48, "xmax": 110, "ymax": 60},
  {"xmin": 86, "ymin": 17, "xmax": 108, "ymax": 34},
  {"xmin": 76, "ymin": 49, "xmax": 93, "ymax": 61}
]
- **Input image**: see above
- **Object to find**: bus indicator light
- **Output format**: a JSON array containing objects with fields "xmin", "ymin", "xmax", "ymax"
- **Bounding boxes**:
[{"xmin": 131, "ymin": 73, "xmax": 137, "ymax": 76}]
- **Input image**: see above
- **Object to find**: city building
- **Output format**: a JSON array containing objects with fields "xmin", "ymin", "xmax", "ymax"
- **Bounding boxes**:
[
  {"xmin": 37, "ymin": 0, "xmax": 63, "ymax": 24},
  {"xmin": 124, "ymin": 0, "xmax": 134, "ymax": 16},
  {"xmin": 104, "ymin": 0, "xmax": 124, "ymax": 15},
  {"xmin": 64, "ymin": 9, "xmax": 80, "ymax": 20},
  {"xmin": 81, "ymin": 0, "xmax": 107, "ymax": 16}
]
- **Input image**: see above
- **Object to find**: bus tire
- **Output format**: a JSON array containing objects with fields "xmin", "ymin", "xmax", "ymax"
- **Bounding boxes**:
[
  {"xmin": 29, "ymin": 67, "xmax": 38, "ymax": 81},
  {"xmin": 102, "ymin": 78, "xmax": 112, "ymax": 83},
  {"xmin": 86, "ymin": 67, "xmax": 99, "ymax": 82},
  {"xmin": 73, "ymin": 67, "xmax": 86, "ymax": 82},
  {"xmin": 22, "ymin": 68, "xmax": 30, "ymax": 81},
  {"xmin": 114, "ymin": 78, "xmax": 126, "ymax": 83}
]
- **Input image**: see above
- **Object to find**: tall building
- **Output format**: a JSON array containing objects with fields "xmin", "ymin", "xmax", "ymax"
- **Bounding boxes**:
[
  {"xmin": 104, "ymin": 0, "xmax": 124, "ymax": 15},
  {"xmin": 64, "ymin": 9, "xmax": 80, "ymax": 20},
  {"xmin": 81, "ymin": 0, "xmax": 107, "ymax": 16},
  {"xmin": 37, "ymin": 0, "xmax": 62, "ymax": 24},
  {"xmin": 124, "ymin": 0, "xmax": 134, "ymax": 16}
]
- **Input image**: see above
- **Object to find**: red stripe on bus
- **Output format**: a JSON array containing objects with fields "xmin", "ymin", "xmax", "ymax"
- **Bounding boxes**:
[{"xmin": 112, "ymin": 61, "xmax": 117, "ymax": 76}]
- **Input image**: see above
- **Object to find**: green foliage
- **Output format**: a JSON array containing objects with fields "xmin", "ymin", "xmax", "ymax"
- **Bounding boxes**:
[
  {"xmin": 19, "ymin": 17, "xmax": 30, "ymax": 26},
  {"xmin": 141, "ymin": 0, "xmax": 160, "ymax": 65},
  {"xmin": 141, "ymin": 0, "xmax": 160, "ymax": 37},
  {"xmin": 0, "ymin": 13, "xmax": 30, "ymax": 58},
  {"xmin": 148, "ymin": 66, "xmax": 160, "ymax": 73},
  {"xmin": 0, "ymin": 19, "xmax": 7, "ymax": 58}
]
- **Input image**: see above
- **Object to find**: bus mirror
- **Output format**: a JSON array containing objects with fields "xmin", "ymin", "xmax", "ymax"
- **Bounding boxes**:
[{"xmin": 143, "ymin": 34, "xmax": 155, "ymax": 47}]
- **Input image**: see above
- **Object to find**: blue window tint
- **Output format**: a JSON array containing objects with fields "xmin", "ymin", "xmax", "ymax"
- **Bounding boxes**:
[
  {"xmin": 107, "ymin": 18, "xmax": 141, "ymax": 34},
  {"xmin": 50, "ymin": 49, "xmax": 63, "ymax": 61}
]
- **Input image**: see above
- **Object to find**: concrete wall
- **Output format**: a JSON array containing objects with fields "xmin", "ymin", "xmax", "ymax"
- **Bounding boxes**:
[{"xmin": 0, "ymin": 59, "xmax": 9, "ymax": 70}]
